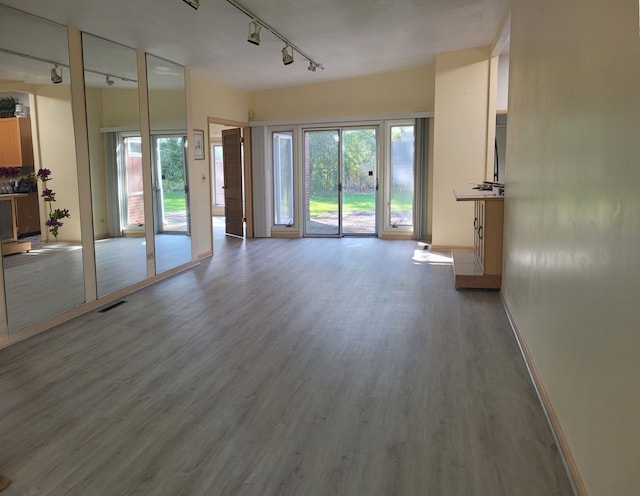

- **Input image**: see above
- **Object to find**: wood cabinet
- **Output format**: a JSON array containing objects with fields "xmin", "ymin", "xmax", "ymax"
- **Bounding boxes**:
[
  {"xmin": 0, "ymin": 117, "xmax": 34, "ymax": 168},
  {"xmin": 452, "ymin": 189, "xmax": 504, "ymax": 289},
  {"xmin": 16, "ymin": 193, "xmax": 41, "ymax": 236},
  {"xmin": 1, "ymin": 194, "xmax": 32, "ymax": 255}
]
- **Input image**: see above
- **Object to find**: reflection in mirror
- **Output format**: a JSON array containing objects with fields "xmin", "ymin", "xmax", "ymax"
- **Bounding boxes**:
[
  {"xmin": 0, "ymin": 5, "xmax": 84, "ymax": 332},
  {"xmin": 495, "ymin": 113, "xmax": 507, "ymax": 183},
  {"xmin": 146, "ymin": 54, "xmax": 191, "ymax": 273},
  {"xmin": 82, "ymin": 33, "xmax": 146, "ymax": 297}
]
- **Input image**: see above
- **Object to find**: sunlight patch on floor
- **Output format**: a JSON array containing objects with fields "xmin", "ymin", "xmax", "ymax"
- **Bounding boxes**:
[{"xmin": 412, "ymin": 249, "xmax": 452, "ymax": 265}]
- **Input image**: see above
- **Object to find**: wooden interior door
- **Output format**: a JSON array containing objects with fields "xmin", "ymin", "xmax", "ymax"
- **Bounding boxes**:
[{"xmin": 222, "ymin": 128, "xmax": 244, "ymax": 237}]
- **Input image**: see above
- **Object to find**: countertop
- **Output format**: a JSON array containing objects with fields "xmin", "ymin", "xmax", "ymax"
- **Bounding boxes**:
[{"xmin": 453, "ymin": 188, "xmax": 504, "ymax": 201}]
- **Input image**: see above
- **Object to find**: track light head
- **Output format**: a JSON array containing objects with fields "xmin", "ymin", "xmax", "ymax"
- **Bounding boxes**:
[
  {"xmin": 281, "ymin": 45, "xmax": 294, "ymax": 66},
  {"xmin": 247, "ymin": 20, "xmax": 261, "ymax": 45},
  {"xmin": 50, "ymin": 64, "xmax": 62, "ymax": 84},
  {"xmin": 105, "ymin": 75, "xmax": 114, "ymax": 86},
  {"xmin": 307, "ymin": 61, "xmax": 317, "ymax": 72}
]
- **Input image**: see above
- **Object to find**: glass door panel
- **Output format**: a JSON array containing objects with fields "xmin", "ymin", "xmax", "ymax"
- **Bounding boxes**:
[
  {"xmin": 342, "ymin": 128, "xmax": 377, "ymax": 235},
  {"xmin": 304, "ymin": 130, "xmax": 340, "ymax": 236},
  {"xmin": 153, "ymin": 135, "xmax": 188, "ymax": 233}
]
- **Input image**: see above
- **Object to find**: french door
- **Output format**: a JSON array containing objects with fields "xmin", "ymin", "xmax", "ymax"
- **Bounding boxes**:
[{"xmin": 304, "ymin": 127, "xmax": 378, "ymax": 236}]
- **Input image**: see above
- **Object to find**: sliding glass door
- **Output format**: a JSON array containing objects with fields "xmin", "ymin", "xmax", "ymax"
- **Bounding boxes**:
[
  {"xmin": 152, "ymin": 135, "xmax": 189, "ymax": 234},
  {"xmin": 305, "ymin": 129, "xmax": 340, "ymax": 235},
  {"xmin": 304, "ymin": 127, "xmax": 377, "ymax": 236}
]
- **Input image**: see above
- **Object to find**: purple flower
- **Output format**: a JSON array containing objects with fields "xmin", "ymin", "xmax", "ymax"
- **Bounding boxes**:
[
  {"xmin": 45, "ymin": 219, "xmax": 64, "ymax": 228},
  {"xmin": 41, "ymin": 188, "xmax": 55, "ymax": 200},
  {"xmin": 0, "ymin": 167, "xmax": 22, "ymax": 178},
  {"xmin": 37, "ymin": 168, "xmax": 51, "ymax": 180}
]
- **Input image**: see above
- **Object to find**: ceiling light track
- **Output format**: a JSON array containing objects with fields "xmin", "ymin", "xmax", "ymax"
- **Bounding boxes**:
[
  {"xmin": 224, "ymin": 0, "xmax": 324, "ymax": 71},
  {"xmin": 0, "ymin": 47, "xmax": 138, "ymax": 84}
]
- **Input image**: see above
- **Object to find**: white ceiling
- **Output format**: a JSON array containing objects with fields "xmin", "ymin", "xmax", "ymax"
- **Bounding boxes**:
[{"xmin": 0, "ymin": 0, "xmax": 509, "ymax": 91}]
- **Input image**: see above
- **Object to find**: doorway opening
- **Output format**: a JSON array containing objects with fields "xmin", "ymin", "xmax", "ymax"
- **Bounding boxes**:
[{"xmin": 207, "ymin": 118, "xmax": 252, "ymax": 240}]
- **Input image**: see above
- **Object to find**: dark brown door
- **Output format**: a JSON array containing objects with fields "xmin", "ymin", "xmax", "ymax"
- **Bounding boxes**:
[{"xmin": 222, "ymin": 128, "xmax": 244, "ymax": 237}]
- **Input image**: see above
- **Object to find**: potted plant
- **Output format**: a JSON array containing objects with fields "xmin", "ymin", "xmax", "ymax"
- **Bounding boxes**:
[{"xmin": 0, "ymin": 97, "xmax": 17, "ymax": 118}]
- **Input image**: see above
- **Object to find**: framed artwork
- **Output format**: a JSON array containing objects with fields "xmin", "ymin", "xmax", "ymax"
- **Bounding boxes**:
[{"xmin": 193, "ymin": 129, "xmax": 205, "ymax": 160}]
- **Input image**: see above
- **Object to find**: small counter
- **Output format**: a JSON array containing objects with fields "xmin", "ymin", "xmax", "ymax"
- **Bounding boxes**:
[
  {"xmin": 453, "ymin": 188, "xmax": 504, "ymax": 201},
  {"xmin": 452, "ymin": 188, "xmax": 504, "ymax": 289}
]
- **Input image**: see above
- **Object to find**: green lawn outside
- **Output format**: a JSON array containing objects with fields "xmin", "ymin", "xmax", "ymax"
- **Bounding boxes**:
[
  {"xmin": 163, "ymin": 190, "xmax": 412, "ymax": 216},
  {"xmin": 163, "ymin": 191, "xmax": 186, "ymax": 212},
  {"xmin": 309, "ymin": 192, "xmax": 412, "ymax": 217}
]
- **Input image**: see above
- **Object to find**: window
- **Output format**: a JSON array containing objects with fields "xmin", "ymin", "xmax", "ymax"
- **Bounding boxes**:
[
  {"xmin": 273, "ymin": 131, "xmax": 294, "ymax": 226},
  {"xmin": 127, "ymin": 136, "xmax": 142, "ymax": 157},
  {"xmin": 212, "ymin": 144, "xmax": 224, "ymax": 206},
  {"xmin": 389, "ymin": 125, "xmax": 414, "ymax": 227},
  {"xmin": 122, "ymin": 135, "xmax": 144, "ymax": 226}
]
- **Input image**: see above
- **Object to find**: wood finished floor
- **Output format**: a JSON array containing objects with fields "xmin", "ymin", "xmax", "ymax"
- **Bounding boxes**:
[{"xmin": 0, "ymin": 234, "xmax": 573, "ymax": 495}]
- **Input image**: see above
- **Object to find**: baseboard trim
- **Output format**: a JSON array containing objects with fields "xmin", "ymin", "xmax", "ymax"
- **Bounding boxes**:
[{"xmin": 501, "ymin": 295, "xmax": 589, "ymax": 496}]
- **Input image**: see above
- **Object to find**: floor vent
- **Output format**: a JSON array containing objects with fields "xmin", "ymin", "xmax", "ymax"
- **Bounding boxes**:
[{"xmin": 98, "ymin": 300, "xmax": 127, "ymax": 313}]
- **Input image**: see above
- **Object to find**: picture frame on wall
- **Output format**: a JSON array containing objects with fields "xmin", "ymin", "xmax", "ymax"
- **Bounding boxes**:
[{"xmin": 193, "ymin": 129, "xmax": 205, "ymax": 160}]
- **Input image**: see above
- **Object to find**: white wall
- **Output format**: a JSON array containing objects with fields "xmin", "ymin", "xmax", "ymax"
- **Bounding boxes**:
[
  {"xmin": 431, "ymin": 48, "xmax": 493, "ymax": 248},
  {"xmin": 503, "ymin": 1, "xmax": 640, "ymax": 494},
  {"xmin": 496, "ymin": 53, "xmax": 509, "ymax": 112},
  {"xmin": 85, "ymin": 87, "xmax": 108, "ymax": 238}
]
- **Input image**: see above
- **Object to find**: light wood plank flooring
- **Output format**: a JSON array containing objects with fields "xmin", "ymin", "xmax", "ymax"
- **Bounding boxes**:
[{"xmin": 0, "ymin": 234, "xmax": 573, "ymax": 495}]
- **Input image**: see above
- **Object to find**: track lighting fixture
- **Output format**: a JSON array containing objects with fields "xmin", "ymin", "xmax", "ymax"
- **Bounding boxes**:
[
  {"xmin": 50, "ymin": 64, "xmax": 62, "ymax": 84},
  {"xmin": 225, "ymin": 0, "xmax": 323, "ymax": 72},
  {"xmin": 105, "ymin": 75, "xmax": 114, "ymax": 86},
  {"xmin": 247, "ymin": 20, "xmax": 261, "ymax": 45},
  {"xmin": 281, "ymin": 45, "xmax": 294, "ymax": 66}
]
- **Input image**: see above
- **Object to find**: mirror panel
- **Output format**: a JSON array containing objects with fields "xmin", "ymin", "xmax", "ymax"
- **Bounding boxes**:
[
  {"xmin": 82, "ymin": 33, "xmax": 146, "ymax": 297},
  {"xmin": 0, "ymin": 5, "xmax": 85, "ymax": 332},
  {"xmin": 145, "ymin": 54, "xmax": 191, "ymax": 273}
]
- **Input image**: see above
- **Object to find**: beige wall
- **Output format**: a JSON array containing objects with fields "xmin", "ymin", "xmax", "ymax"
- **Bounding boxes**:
[
  {"xmin": 85, "ymin": 87, "xmax": 109, "ymax": 238},
  {"xmin": 503, "ymin": 1, "xmax": 640, "ymax": 494},
  {"xmin": 147, "ymin": 88, "xmax": 187, "ymax": 130},
  {"xmin": 101, "ymin": 88, "xmax": 140, "ymax": 128},
  {"xmin": 33, "ymin": 85, "xmax": 82, "ymax": 243},
  {"xmin": 188, "ymin": 72, "xmax": 250, "ymax": 257},
  {"xmin": 0, "ymin": 82, "xmax": 83, "ymax": 243},
  {"xmin": 431, "ymin": 48, "xmax": 492, "ymax": 248},
  {"xmin": 249, "ymin": 66, "xmax": 435, "ymax": 121}
]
